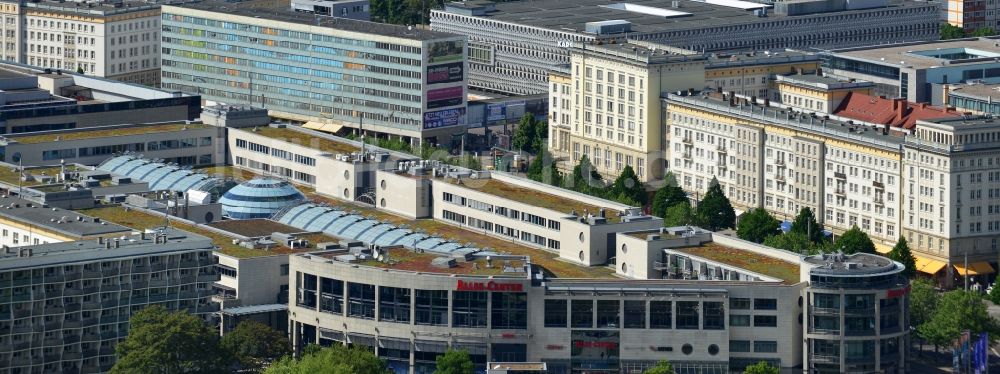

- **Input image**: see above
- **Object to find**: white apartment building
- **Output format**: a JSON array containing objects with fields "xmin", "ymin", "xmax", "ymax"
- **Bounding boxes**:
[
  {"xmin": 21, "ymin": 0, "xmax": 160, "ymax": 85},
  {"xmin": 0, "ymin": 1, "xmax": 20, "ymax": 62},
  {"xmin": 550, "ymin": 42, "xmax": 705, "ymax": 182}
]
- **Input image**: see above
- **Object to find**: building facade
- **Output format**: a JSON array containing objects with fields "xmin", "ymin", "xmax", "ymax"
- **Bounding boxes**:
[
  {"xmin": 431, "ymin": 0, "xmax": 938, "ymax": 95},
  {"xmin": 549, "ymin": 42, "xmax": 705, "ymax": 182},
  {"xmin": 0, "ymin": 228, "xmax": 219, "ymax": 373},
  {"xmin": 161, "ymin": 0, "xmax": 469, "ymax": 145}
]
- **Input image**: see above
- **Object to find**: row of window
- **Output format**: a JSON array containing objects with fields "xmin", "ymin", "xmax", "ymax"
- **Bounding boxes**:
[
  {"xmin": 543, "ymin": 299, "xmax": 726, "ymax": 330},
  {"xmin": 442, "ymin": 192, "xmax": 562, "ymax": 231}
]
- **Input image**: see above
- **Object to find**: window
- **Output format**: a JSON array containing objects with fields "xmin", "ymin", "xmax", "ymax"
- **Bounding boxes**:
[
  {"xmin": 571, "ymin": 300, "xmax": 594, "ymax": 328},
  {"xmin": 754, "ymin": 315, "xmax": 777, "ymax": 327},
  {"xmin": 415, "ymin": 290, "xmax": 448, "ymax": 326},
  {"xmin": 379, "ymin": 286, "xmax": 410, "ymax": 323},
  {"xmin": 703, "ymin": 302, "xmax": 725, "ymax": 330},
  {"xmin": 650, "ymin": 300, "xmax": 672, "ymax": 329},
  {"xmin": 319, "ymin": 277, "xmax": 343, "ymax": 315},
  {"xmin": 347, "ymin": 283, "xmax": 375, "ymax": 319},
  {"xmin": 754, "ymin": 298, "xmax": 777, "ymax": 310},
  {"xmin": 754, "ymin": 341, "xmax": 778, "ymax": 353},
  {"xmin": 676, "ymin": 301, "xmax": 699, "ymax": 329},
  {"xmin": 453, "ymin": 291, "xmax": 488, "ymax": 327},
  {"xmin": 491, "ymin": 292, "xmax": 527, "ymax": 330},
  {"xmin": 730, "ymin": 340, "xmax": 751, "ymax": 353},
  {"xmin": 730, "ymin": 298, "xmax": 751, "ymax": 309},
  {"xmin": 544, "ymin": 299, "xmax": 567, "ymax": 328},
  {"xmin": 730, "ymin": 314, "xmax": 750, "ymax": 326},
  {"xmin": 623, "ymin": 300, "xmax": 645, "ymax": 328},
  {"xmin": 596, "ymin": 300, "xmax": 620, "ymax": 328}
]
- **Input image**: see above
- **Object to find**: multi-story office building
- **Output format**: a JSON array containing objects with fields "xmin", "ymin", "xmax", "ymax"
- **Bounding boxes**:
[
  {"xmin": 704, "ymin": 51, "xmax": 821, "ymax": 99},
  {"xmin": 823, "ymin": 37, "xmax": 1000, "ymax": 104},
  {"xmin": 0, "ymin": 122, "xmax": 225, "ymax": 167},
  {"xmin": 21, "ymin": 0, "xmax": 161, "ymax": 85},
  {"xmin": 0, "ymin": 196, "xmax": 131, "ymax": 248},
  {"xmin": 548, "ymin": 42, "xmax": 706, "ymax": 182},
  {"xmin": 664, "ymin": 89, "xmax": 999, "ymax": 283},
  {"xmin": 161, "ymin": 0, "xmax": 469, "ymax": 146},
  {"xmin": 944, "ymin": 82, "xmax": 1000, "ymax": 115},
  {"xmin": 431, "ymin": 0, "xmax": 938, "ymax": 95},
  {"xmin": 0, "ymin": 227, "xmax": 220, "ymax": 373}
]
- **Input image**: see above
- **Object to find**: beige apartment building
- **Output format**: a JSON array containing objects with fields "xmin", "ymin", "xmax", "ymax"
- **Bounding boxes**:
[{"xmin": 549, "ymin": 42, "xmax": 706, "ymax": 182}]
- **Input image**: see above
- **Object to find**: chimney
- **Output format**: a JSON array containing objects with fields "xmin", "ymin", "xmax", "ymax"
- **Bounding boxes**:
[{"xmin": 894, "ymin": 98, "xmax": 906, "ymax": 122}]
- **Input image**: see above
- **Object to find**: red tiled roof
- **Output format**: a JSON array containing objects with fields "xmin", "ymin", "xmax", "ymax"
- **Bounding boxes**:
[{"xmin": 833, "ymin": 92, "xmax": 961, "ymax": 129}]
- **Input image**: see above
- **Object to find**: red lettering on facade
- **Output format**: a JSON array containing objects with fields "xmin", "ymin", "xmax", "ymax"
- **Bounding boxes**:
[{"xmin": 456, "ymin": 280, "xmax": 523, "ymax": 292}]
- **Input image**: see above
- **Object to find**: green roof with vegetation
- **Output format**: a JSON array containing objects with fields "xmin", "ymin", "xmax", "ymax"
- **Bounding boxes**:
[
  {"xmin": 243, "ymin": 127, "xmax": 359, "ymax": 154},
  {"xmin": 448, "ymin": 178, "xmax": 623, "ymax": 223},
  {"xmin": 11, "ymin": 123, "xmax": 209, "ymax": 144},
  {"xmin": 675, "ymin": 244, "xmax": 800, "ymax": 284}
]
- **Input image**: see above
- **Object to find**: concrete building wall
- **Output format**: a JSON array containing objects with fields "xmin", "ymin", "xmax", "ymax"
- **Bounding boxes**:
[
  {"xmin": 374, "ymin": 169, "xmax": 431, "ymax": 219},
  {"xmin": 216, "ymin": 253, "xmax": 289, "ymax": 307}
]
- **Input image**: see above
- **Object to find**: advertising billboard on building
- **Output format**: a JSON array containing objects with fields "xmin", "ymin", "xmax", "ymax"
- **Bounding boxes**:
[
  {"xmin": 486, "ymin": 103, "xmax": 506, "ymax": 122},
  {"xmin": 426, "ymin": 86, "xmax": 464, "ymax": 109},
  {"xmin": 423, "ymin": 108, "xmax": 466, "ymax": 129},
  {"xmin": 427, "ymin": 61, "xmax": 464, "ymax": 85},
  {"xmin": 427, "ymin": 40, "xmax": 464, "ymax": 64}
]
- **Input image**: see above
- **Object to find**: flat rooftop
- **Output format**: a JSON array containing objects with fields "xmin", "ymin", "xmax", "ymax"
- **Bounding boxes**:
[
  {"xmin": 448, "ymin": 177, "xmax": 624, "ymax": 223},
  {"xmin": 439, "ymin": 0, "xmax": 930, "ymax": 35},
  {"xmin": 666, "ymin": 91, "xmax": 905, "ymax": 151},
  {"xmin": 207, "ymin": 219, "xmax": 306, "ymax": 238},
  {"xmin": 948, "ymin": 83, "xmax": 1000, "ymax": 100},
  {"xmin": 706, "ymin": 50, "xmax": 819, "ymax": 69},
  {"xmin": 336, "ymin": 249, "xmax": 527, "ymax": 277},
  {"xmin": 803, "ymin": 252, "xmax": 898, "ymax": 275},
  {"xmin": 240, "ymin": 126, "xmax": 359, "ymax": 155},
  {"xmin": 77, "ymin": 205, "xmax": 314, "ymax": 259},
  {"xmin": 0, "ymin": 228, "xmax": 212, "ymax": 271},
  {"xmin": 829, "ymin": 37, "xmax": 1000, "ymax": 70},
  {"xmin": 0, "ymin": 164, "xmax": 87, "ymax": 188},
  {"xmin": 674, "ymin": 243, "xmax": 800, "ymax": 284},
  {"xmin": 167, "ymin": 0, "xmax": 459, "ymax": 41},
  {"xmin": 5, "ymin": 123, "xmax": 209, "ymax": 145},
  {"xmin": 0, "ymin": 197, "xmax": 131, "ymax": 238}
]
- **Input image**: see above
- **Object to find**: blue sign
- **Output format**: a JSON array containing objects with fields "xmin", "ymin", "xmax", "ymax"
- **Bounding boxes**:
[
  {"xmin": 423, "ymin": 108, "xmax": 466, "ymax": 129},
  {"xmin": 486, "ymin": 103, "xmax": 506, "ymax": 122}
]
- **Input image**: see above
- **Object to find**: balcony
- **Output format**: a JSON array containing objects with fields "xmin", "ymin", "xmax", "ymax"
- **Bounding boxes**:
[
  {"xmin": 681, "ymin": 152, "xmax": 692, "ymax": 160},
  {"xmin": 774, "ymin": 159, "xmax": 785, "ymax": 167},
  {"xmin": 682, "ymin": 137, "xmax": 692, "ymax": 144},
  {"xmin": 810, "ymin": 354, "xmax": 840, "ymax": 364},
  {"xmin": 834, "ymin": 172, "xmax": 847, "ymax": 180},
  {"xmin": 809, "ymin": 306, "xmax": 840, "ymax": 315},
  {"xmin": 835, "ymin": 188, "xmax": 846, "ymax": 196},
  {"xmin": 716, "ymin": 144, "xmax": 727, "ymax": 153},
  {"xmin": 873, "ymin": 181, "xmax": 884, "ymax": 189},
  {"xmin": 775, "ymin": 175, "xmax": 786, "ymax": 183},
  {"xmin": 874, "ymin": 197, "xmax": 884, "ymax": 206}
]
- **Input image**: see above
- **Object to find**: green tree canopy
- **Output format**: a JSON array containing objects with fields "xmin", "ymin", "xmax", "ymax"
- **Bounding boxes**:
[
  {"xmin": 434, "ymin": 349, "xmax": 474, "ymax": 374},
  {"xmin": 570, "ymin": 155, "xmax": 603, "ymax": 193},
  {"xmin": 526, "ymin": 147, "xmax": 561, "ymax": 186},
  {"xmin": 695, "ymin": 178, "xmax": 735, "ymax": 231},
  {"xmin": 763, "ymin": 231, "xmax": 817, "ymax": 254},
  {"xmin": 941, "ymin": 23, "xmax": 967, "ymax": 39},
  {"xmin": 972, "ymin": 27, "xmax": 996, "ymax": 36},
  {"xmin": 743, "ymin": 361, "xmax": 780, "ymax": 374},
  {"xmin": 652, "ymin": 184, "xmax": 687, "ymax": 219},
  {"xmin": 737, "ymin": 208, "xmax": 781, "ymax": 243},
  {"xmin": 644, "ymin": 360, "xmax": 675, "ymax": 374},
  {"xmin": 662, "ymin": 202, "xmax": 693, "ymax": 227},
  {"xmin": 835, "ymin": 226, "xmax": 876, "ymax": 254},
  {"xmin": 610, "ymin": 165, "xmax": 647, "ymax": 205},
  {"xmin": 265, "ymin": 344, "xmax": 389, "ymax": 374},
  {"xmin": 910, "ymin": 278, "xmax": 939, "ymax": 328},
  {"xmin": 532, "ymin": 121, "xmax": 549, "ymax": 154},
  {"xmin": 989, "ymin": 283, "xmax": 1000, "ymax": 305},
  {"xmin": 512, "ymin": 114, "xmax": 538, "ymax": 153},
  {"xmin": 886, "ymin": 236, "xmax": 916, "ymax": 278},
  {"xmin": 111, "ymin": 305, "xmax": 230, "ymax": 374},
  {"xmin": 918, "ymin": 290, "xmax": 1000, "ymax": 347},
  {"xmin": 221, "ymin": 320, "xmax": 291, "ymax": 372},
  {"xmin": 790, "ymin": 207, "xmax": 823, "ymax": 243}
]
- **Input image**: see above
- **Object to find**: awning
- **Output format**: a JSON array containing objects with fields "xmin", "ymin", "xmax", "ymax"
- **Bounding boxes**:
[
  {"xmin": 874, "ymin": 243, "xmax": 892, "ymax": 254},
  {"xmin": 954, "ymin": 262, "xmax": 995, "ymax": 276},
  {"xmin": 302, "ymin": 121, "xmax": 344, "ymax": 134},
  {"xmin": 378, "ymin": 337, "xmax": 412, "ymax": 350},
  {"xmin": 452, "ymin": 342, "xmax": 487, "ymax": 355},
  {"xmin": 347, "ymin": 333, "xmax": 377, "ymax": 347},
  {"xmin": 319, "ymin": 328, "xmax": 345, "ymax": 342},
  {"xmin": 414, "ymin": 340, "xmax": 449, "ymax": 353},
  {"xmin": 914, "ymin": 255, "xmax": 947, "ymax": 275}
]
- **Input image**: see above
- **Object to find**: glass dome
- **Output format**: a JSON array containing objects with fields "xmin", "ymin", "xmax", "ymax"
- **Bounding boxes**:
[{"xmin": 219, "ymin": 178, "xmax": 307, "ymax": 219}]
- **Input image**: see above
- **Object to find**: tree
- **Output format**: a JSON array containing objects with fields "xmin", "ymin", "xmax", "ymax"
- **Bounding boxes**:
[
  {"xmin": 76, "ymin": 66, "xmax": 85, "ymax": 74},
  {"xmin": 221, "ymin": 320, "xmax": 291, "ymax": 372},
  {"xmin": 737, "ymin": 208, "xmax": 781, "ymax": 243},
  {"xmin": 835, "ymin": 226, "xmax": 876, "ymax": 254},
  {"xmin": 910, "ymin": 278, "xmax": 939, "ymax": 328},
  {"xmin": 695, "ymin": 177, "xmax": 735, "ymax": 231},
  {"xmin": 941, "ymin": 23, "xmax": 967, "ymax": 39},
  {"xmin": 511, "ymin": 114, "xmax": 538, "ymax": 153},
  {"xmin": 886, "ymin": 236, "xmax": 916, "ymax": 278},
  {"xmin": 662, "ymin": 202, "xmax": 693, "ymax": 227},
  {"xmin": 532, "ymin": 121, "xmax": 549, "ymax": 154},
  {"xmin": 526, "ymin": 147, "xmax": 561, "ymax": 186},
  {"xmin": 790, "ymin": 207, "xmax": 823, "ymax": 244},
  {"xmin": 644, "ymin": 360, "xmax": 675, "ymax": 374},
  {"xmin": 743, "ymin": 361, "xmax": 779, "ymax": 374},
  {"xmin": 569, "ymin": 155, "xmax": 602, "ymax": 193},
  {"xmin": 610, "ymin": 165, "xmax": 647, "ymax": 205},
  {"xmin": 763, "ymin": 232, "xmax": 817, "ymax": 254},
  {"xmin": 434, "ymin": 349, "xmax": 474, "ymax": 374},
  {"xmin": 989, "ymin": 283, "xmax": 1000, "ymax": 305},
  {"xmin": 972, "ymin": 27, "xmax": 996, "ymax": 36},
  {"xmin": 111, "ymin": 305, "xmax": 230, "ymax": 374},
  {"xmin": 919, "ymin": 290, "xmax": 1000, "ymax": 349},
  {"xmin": 265, "ymin": 344, "xmax": 388, "ymax": 374},
  {"xmin": 651, "ymin": 184, "xmax": 687, "ymax": 218}
]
